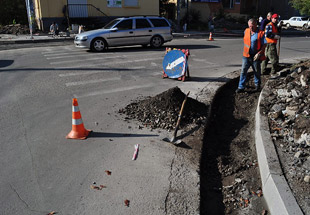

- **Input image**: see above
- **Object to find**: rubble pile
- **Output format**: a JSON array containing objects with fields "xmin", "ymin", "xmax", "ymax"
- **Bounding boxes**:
[
  {"xmin": 260, "ymin": 59, "xmax": 310, "ymax": 213},
  {"xmin": 119, "ymin": 87, "xmax": 208, "ymax": 130},
  {"xmin": 0, "ymin": 24, "xmax": 29, "ymax": 35}
]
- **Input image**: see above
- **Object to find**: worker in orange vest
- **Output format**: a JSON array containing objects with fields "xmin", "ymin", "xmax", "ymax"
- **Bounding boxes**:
[
  {"xmin": 236, "ymin": 18, "xmax": 266, "ymax": 93},
  {"xmin": 261, "ymin": 13, "xmax": 282, "ymax": 78}
]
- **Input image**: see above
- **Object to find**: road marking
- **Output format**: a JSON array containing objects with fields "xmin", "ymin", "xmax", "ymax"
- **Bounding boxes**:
[
  {"xmin": 42, "ymin": 50, "xmax": 83, "ymax": 55},
  {"xmin": 46, "ymin": 54, "xmax": 91, "ymax": 60},
  {"xmin": 50, "ymin": 55, "xmax": 123, "ymax": 65},
  {"xmin": 65, "ymin": 77, "xmax": 120, "ymax": 87},
  {"xmin": 59, "ymin": 66, "xmax": 146, "ymax": 77},
  {"xmin": 55, "ymin": 57, "xmax": 163, "ymax": 69},
  {"xmin": 76, "ymin": 83, "xmax": 156, "ymax": 98}
]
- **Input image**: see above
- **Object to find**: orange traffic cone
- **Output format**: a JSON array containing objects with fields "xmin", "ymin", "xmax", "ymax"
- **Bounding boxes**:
[
  {"xmin": 208, "ymin": 32, "xmax": 214, "ymax": 41},
  {"xmin": 66, "ymin": 98, "xmax": 92, "ymax": 139}
]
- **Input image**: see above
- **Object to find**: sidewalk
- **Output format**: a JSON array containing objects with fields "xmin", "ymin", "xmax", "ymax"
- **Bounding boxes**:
[
  {"xmin": 0, "ymin": 28, "xmax": 308, "ymax": 46},
  {"xmin": 0, "ymin": 32, "xmax": 74, "ymax": 45},
  {"xmin": 173, "ymin": 28, "xmax": 309, "ymax": 38}
]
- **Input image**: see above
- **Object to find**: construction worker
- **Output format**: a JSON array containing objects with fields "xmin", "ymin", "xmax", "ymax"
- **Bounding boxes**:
[
  {"xmin": 261, "ymin": 13, "xmax": 282, "ymax": 78},
  {"xmin": 260, "ymin": 12, "xmax": 272, "ymax": 31},
  {"xmin": 236, "ymin": 18, "xmax": 266, "ymax": 93}
]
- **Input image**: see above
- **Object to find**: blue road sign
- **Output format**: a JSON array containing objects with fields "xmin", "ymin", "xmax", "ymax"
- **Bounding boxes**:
[{"xmin": 163, "ymin": 50, "xmax": 187, "ymax": 79}]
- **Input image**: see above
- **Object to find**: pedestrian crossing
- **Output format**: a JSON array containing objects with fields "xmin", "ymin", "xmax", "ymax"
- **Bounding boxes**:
[
  {"xmin": 41, "ymin": 46, "xmax": 166, "ymax": 98},
  {"xmin": 41, "ymin": 45, "xmax": 220, "ymax": 98}
]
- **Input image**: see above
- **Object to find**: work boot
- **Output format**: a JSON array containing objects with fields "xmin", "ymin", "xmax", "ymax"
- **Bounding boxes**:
[{"xmin": 235, "ymin": 88, "xmax": 245, "ymax": 93}]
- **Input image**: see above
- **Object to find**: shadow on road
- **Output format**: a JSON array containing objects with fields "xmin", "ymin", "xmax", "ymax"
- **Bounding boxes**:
[
  {"xmin": 0, "ymin": 60, "xmax": 14, "ymax": 68},
  {"xmin": 89, "ymin": 131, "xmax": 158, "ymax": 138},
  {"xmin": 86, "ymin": 44, "xmax": 220, "ymax": 53},
  {"xmin": 188, "ymin": 77, "xmax": 231, "ymax": 83},
  {"xmin": 0, "ymin": 67, "xmax": 145, "ymax": 73}
]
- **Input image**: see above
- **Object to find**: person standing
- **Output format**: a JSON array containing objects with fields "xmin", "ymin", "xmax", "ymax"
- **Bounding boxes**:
[
  {"xmin": 261, "ymin": 13, "xmax": 281, "ymax": 78},
  {"xmin": 260, "ymin": 12, "xmax": 272, "ymax": 31},
  {"xmin": 236, "ymin": 19, "xmax": 266, "ymax": 93}
]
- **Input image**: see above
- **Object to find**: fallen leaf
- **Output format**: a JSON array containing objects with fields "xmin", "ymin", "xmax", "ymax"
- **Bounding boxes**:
[
  {"xmin": 100, "ymin": 185, "xmax": 106, "ymax": 189},
  {"xmin": 90, "ymin": 185, "xmax": 101, "ymax": 190},
  {"xmin": 124, "ymin": 199, "xmax": 130, "ymax": 207},
  {"xmin": 47, "ymin": 212, "xmax": 56, "ymax": 215},
  {"xmin": 257, "ymin": 190, "xmax": 263, "ymax": 197},
  {"xmin": 105, "ymin": 170, "xmax": 112, "ymax": 175},
  {"xmin": 262, "ymin": 209, "xmax": 268, "ymax": 215}
]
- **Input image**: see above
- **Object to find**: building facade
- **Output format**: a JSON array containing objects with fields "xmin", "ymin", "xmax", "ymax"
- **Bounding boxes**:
[
  {"xmin": 32, "ymin": 0, "xmax": 159, "ymax": 31},
  {"xmin": 167, "ymin": 0, "xmax": 298, "ymax": 24}
]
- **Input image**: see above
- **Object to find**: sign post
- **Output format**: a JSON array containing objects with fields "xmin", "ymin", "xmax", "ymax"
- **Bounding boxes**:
[{"xmin": 25, "ymin": 0, "xmax": 34, "ymax": 39}]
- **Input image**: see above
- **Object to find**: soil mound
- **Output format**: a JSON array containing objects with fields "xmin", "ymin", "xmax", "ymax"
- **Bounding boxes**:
[{"xmin": 119, "ymin": 87, "xmax": 208, "ymax": 130}]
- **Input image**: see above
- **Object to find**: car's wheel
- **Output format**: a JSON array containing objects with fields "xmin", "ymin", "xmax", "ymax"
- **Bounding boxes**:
[
  {"xmin": 286, "ymin": 23, "xmax": 290, "ymax": 28},
  {"xmin": 150, "ymin": 36, "xmax": 163, "ymax": 48},
  {"xmin": 91, "ymin": 38, "xmax": 106, "ymax": 52},
  {"xmin": 302, "ymin": 24, "xmax": 308, "ymax": 30}
]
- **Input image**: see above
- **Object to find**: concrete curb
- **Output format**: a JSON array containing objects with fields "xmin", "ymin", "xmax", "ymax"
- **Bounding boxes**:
[{"xmin": 255, "ymin": 82, "xmax": 303, "ymax": 215}]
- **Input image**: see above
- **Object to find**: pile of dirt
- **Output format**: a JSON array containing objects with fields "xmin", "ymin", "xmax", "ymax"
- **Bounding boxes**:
[
  {"xmin": 119, "ymin": 87, "xmax": 208, "ymax": 130},
  {"xmin": 260, "ymin": 59, "xmax": 310, "ymax": 214},
  {"xmin": 0, "ymin": 24, "xmax": 29, "ymax": 35}
]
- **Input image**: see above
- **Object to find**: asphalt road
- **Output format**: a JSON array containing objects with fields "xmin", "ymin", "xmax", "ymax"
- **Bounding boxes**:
[{"xmin": 0, "ymin": 36, "xmax": 309, "ymax": 215}]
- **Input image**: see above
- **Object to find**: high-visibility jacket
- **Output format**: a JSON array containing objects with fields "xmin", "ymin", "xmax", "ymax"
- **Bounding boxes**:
[
  {"xmin": 243, "ymin": 28, "xmax": 266, "ymax": 60},
  {"xmin": 265, "ymin": 22, "xmax": 278, "ymax": 44}
]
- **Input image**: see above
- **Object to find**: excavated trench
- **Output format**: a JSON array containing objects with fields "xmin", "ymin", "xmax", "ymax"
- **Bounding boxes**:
[{"xmin": 200, "ymin": 76, "xmax": 268, "ymax": 214}]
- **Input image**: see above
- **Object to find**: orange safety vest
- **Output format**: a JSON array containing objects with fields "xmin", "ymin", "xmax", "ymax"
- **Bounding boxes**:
[
  {"xmin": 265, "ymin": 22, "xmax": 278, "ymax": 44},
  {"xmin": 243, "ymin": 28, "xmax": 266, "ymax": 60}
]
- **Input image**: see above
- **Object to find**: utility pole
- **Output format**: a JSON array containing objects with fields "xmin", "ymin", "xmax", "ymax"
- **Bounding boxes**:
[
  {"xmin": 186, "ymin": 0, "xmax": 189, "ymax": 29},
  {"xmin": 177, "ymin": 0, "xmax": 181, "ymax": 32},
  {"xmin": 25, "ymin": 0, "xmax": 33, "ymax": 39}
]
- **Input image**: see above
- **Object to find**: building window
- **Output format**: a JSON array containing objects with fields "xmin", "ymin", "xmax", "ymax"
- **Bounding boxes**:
[
  {"xmin": 107, "ymin": 0, "xmax": 122, "ymax": 7},
  {"xmin": 235, "ymin": 0, "xmax": 240, "ymax": 4},
  {"xmin": 222, "ymin": 0, "xmax": 233, "ymax": 8},
  {"xmin": 124, "ymin": 0, "xmax": 138, "ymax": 7}
]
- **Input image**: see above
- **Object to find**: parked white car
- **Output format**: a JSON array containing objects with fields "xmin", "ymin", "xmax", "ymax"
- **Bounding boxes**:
[
  {"xmin": 74, "ymin": 16, "xmax": 173, "ymax": 52},
  {"xmin": 282, "ymin": 16, "xmax": 310, "ymax": 30}
]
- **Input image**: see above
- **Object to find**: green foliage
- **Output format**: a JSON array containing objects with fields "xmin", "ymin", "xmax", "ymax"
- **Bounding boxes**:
[
  {"xmin": 13, "ymin": 19, "xmax": 16, "ymax": 25},
  {"xmin": 0, "ymin": 0, "xmax": 28, "ymax": 25},
  {"xmin": 289, "ymin": 0, "xmax": 310, "ymax": 15},
  {"xmin": 181, "ymin": 9, "xmax": 206, "ymax": 30}
]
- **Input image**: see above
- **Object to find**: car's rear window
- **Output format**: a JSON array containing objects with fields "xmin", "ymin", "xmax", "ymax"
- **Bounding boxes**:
[{"xmin": 149, "ymin": 18, "xmax": 170, "ymax": 27}]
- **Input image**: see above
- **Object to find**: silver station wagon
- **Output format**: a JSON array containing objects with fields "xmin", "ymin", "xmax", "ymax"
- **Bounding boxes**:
[{"xmin": 74, "ymin": 16, "xmax": 173, "ymax": 51}]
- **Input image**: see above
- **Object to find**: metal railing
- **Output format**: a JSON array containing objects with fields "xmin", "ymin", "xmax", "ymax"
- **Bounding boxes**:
[{"xmin": 67, "ymin": 4, "xmax": 107, "ymax": 18}]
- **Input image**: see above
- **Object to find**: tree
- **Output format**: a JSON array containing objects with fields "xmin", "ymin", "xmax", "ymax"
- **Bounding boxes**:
[
  {"xmin": 160, "ymin": 0, "xmax": 170, "ymax": 16},
  {"xmin": 0, "ymin": 0, "xmax": 27, "ymax": 25},
  {"xmin": 289, "ymin": 0, "xmax": 310, "ymax": 16}
]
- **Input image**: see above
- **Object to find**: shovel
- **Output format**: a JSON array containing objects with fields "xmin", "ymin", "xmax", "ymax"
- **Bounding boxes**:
[{"xmin": 163, "ymin": 91, "xmax": 190, "ymax": 144}]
